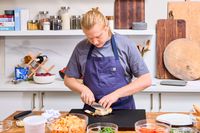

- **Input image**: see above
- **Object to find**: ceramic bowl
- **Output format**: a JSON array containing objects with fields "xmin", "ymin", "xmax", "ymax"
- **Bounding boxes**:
[
  {"xmin": 33, "ymin": 73, "xmax": 55, "ymax": 84},
  {"xmin": 47, "ymin": 113, "xmax": 88, "ymax": 133},
  {"xmin": 87, "ymin": 122, "xmax": 118, "ymax": 133}
]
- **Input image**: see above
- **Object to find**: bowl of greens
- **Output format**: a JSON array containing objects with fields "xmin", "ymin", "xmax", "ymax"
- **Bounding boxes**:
[{"xmin": 87, "ymin": 122, "xmax": 118, "ymax": 133}]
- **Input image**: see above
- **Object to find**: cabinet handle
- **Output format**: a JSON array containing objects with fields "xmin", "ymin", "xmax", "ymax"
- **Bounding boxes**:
[
  {"xmin": 150, "ymin": 93, "xmax": 153, "ymax": 112},
  {"xmin": 32, "ymin": 93, "xmax": 37, "ymax": 110},
  {"xmin": 41, "ymin": 92, "xmax": 45, "ymax": 110},
  {"xmin": 159, "ymin": 93, "xmax": 162, "ymax": 111}
]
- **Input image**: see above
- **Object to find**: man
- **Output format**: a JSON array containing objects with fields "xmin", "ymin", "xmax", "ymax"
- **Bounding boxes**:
[{"xmin": 64, "ymin": 7, "xmax": 151, "ymax": 110}]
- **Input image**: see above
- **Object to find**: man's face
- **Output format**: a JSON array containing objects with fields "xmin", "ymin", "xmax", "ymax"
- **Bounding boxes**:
[{"xmin": 83, "ymin": 24, "xmax": 109, "ymax": 48}]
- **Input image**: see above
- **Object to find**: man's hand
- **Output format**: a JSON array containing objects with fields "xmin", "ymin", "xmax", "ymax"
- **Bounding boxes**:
[
  {"xmin": 99, "ymin": 92, "xmax": 119, "ymax": 109},
  {"xmin": 81, "ymin": 87, "xmax": 95, "ymax": 105}
]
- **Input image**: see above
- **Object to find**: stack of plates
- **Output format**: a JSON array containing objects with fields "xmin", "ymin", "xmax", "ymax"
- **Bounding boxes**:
[{"xmin": 156, "ymin": 113, "xmax": 192, "ymax": 126}]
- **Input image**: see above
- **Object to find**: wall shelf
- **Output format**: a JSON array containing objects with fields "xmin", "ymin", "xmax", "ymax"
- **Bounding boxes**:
[
  {"xmin": 1, "ymin": 78, "xmax": 200, "ymax": 93},
  {"xmin": 0, "ymin": 29, "xmax": 155, "ymax": 36}
]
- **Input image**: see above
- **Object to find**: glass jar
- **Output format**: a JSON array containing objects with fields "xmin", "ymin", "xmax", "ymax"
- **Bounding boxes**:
[
  {"xmin": 32, "ymin": 20, "xmax": 39, "ymax": 30},
  {"xmin": 38, "ymin": 11, "xmax": 49, "ymax": 30},
  {"xmin": 43, "ymin": 21, "xmax": 50, "ymax": 30},
  {"xmin": 27, "ymin": 20, "xmax": 33, "ymax": 30},
  {"xmin": 59, "ymin": 6, "xmax": 70, "ymax": 30},
  {"xmin": 51, "ymin": 16, "xmax": 62, "ymax": 30},
  {"xmin": 70, "ymin": 15, "xmax": 76, "ymax": 29},
  {"xmin": 76, "ymin": 15, "xmax": 81, "ymax": 29}
]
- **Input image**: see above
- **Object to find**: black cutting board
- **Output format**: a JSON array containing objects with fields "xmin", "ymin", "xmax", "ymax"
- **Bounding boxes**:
[{"xmin": 70, "ymin": 109, "xmax": 146, "ymax": 131}]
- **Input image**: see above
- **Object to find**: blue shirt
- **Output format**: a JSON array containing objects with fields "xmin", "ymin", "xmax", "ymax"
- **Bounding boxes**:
[{"xmin": 65, "ymin": 33, "xmax": 149, "ymax": 82}]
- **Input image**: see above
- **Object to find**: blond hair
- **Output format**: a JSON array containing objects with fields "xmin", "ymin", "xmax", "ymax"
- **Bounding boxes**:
[{"xmin": 81, "ymin": 7, "xmax": 108, "ymax": 30}]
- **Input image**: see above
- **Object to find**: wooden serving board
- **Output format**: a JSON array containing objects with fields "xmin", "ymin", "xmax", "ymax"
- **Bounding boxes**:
[
  {"xmin": 168, "ymin": 0, "xmax": 200, "ymax": 43},
  {"xmin": 156, "ymin": 19, "xmax": 186, "ymax": 79},
  {"xmin": 114, "ymin": 0, "xmax": 145, "ymax": 29},
  {"xmin": 70, "ymin": 109, "xmax": 146, "ymax": 131},
  {"xmin": 164, "ymin": 38, "xmax": 200, "ymax": 81}
]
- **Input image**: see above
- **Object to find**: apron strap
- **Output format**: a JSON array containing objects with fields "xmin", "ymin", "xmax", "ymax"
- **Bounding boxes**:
[
  {"xmin": 87, "ymin": 45, "xmax": 95, "ymax": 59},
  {"xmin": 111, "ymin": 35, "xmax": 119, "ymax": 60}
]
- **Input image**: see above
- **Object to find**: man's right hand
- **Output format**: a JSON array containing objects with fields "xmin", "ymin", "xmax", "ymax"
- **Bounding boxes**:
[{"xmin": 81, "ymin": 87, "xmax": 95, "ymax": 105}]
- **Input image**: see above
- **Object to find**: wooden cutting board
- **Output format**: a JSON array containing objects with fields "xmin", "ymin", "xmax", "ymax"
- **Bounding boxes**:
[
  {"xmin": 156, "ymin": 19, "xmax": 186, "ymax": 79},
  {"xmin": 114, "ymin": 0, "xmax": 145, "ymax": 29},
  {"xmin": 70, "ymin": 109, "xmax": 146, "ymax": 131},
  {"xmin": 168, "ymin": 0, "xmax": 200, "ymax": 43},
  {"xmin": 164, "ymin": 38, "xmax": 200, "ymax": 81}
]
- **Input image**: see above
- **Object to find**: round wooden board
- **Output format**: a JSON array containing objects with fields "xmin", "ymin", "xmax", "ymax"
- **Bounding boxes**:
[{"xmin": 163, "ymin": 38, "xmax": 200, "ymax": 81}]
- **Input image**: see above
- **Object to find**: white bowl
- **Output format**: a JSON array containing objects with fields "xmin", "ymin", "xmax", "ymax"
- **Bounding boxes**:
[{"xmin": 33, "ymin": 74, "xmax": 55, "ymax": 84}]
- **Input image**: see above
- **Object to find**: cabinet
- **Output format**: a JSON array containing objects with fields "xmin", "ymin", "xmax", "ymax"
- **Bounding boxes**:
[
  {"xmin": 40, "ymin": 91, "xmax": 83, "ymax": 111},
  {"xmin": 134, "ymin": 92, "xmax": 155, "ymax": 112},
  {"xmin": 159, "ymin": 92, "xmax": 200, "ymax": 112},
  {"xmin": 0, "ymin": 92, "xmax": 39, "ymax": 120}
]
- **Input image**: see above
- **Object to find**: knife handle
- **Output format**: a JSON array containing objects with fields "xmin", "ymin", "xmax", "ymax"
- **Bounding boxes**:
[{"xmin": 13, "ymin": 110, "xmax": 32, "ymax": 120}]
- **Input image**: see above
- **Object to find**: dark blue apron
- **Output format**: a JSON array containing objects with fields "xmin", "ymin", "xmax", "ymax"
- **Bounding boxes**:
[{"xmin": 83, "ymin": 35, "xmax": 135, "ymax": 110}]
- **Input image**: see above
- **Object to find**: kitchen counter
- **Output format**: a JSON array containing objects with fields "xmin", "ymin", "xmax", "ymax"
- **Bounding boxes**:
[
  {"xmin": 1, "ymin": 78, "xmax": 200, "ymax": 92},
  {"xmin": 3, "ymin": 111, "xmax": 178, "ymax": 133}
]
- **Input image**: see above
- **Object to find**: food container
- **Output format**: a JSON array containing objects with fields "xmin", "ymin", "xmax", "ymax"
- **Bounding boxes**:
[
  {"xmin": 171, "ymin": 127, "xmax": 197, "ymax": 133},
  {"xmin": 23, "ymin": 115, "xmax": 46, "ymax": 133},
  {"xmin": 135, "ymin": 119, "xmax": 170, "ymax": 133},
  {"xmin": 47, "ymin": 113, "xmax": 88, "ymax": 133},
  {"xmin": 33, "ymin": 73, "xmax": 55, "ymax": 84},
  {"xmin": 0, "ymin": 120, "xmax": 13, "ymax": 132},
  {"xmin": 87, "ymin": 122, "xmax": 118, "ymax": 133}
]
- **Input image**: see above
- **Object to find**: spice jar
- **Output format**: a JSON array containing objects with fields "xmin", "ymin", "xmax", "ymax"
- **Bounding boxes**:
[
  {"xmin": 51, "ymin": 16, "xmax": 62, "ymax": 30},
  {"xmin": 38, "ymin": 11, "xmax": 49, "ymax": 30},
  {"xmin": 27, "ymin": 20, "xmax": 33, "ymax": 30},
  {"xmin": 27, "ymin": 20, "xmax": 38, "ymax": 30},
  {"xmin": 70, "ymin": 15, "xmax": 76, "ymax": 29},
  {"xmin": 32, "ymin": 20, "xmax": 39, "ymax": 30},
  {"xmin": 43, "ymin": 21, "xmax": 50, "ymax": 30},
  {"xmin": 76, "ymin": 15, "xmax": 81, "ymax": 29}
]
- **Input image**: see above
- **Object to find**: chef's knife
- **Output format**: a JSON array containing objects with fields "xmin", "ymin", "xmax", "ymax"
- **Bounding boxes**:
[
  {"xmin": 13, "ymin": 110, "xmax": 32, "ymax": 120},
  {"xmin": 91, "ymin": 102, "xmax": 107, "ymax": 110}
]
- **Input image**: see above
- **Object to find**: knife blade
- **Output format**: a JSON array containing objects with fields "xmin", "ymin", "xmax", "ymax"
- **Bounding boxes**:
[{"xmin": 91, "ymin": 102, "xmax": 106, "ymax": 110}]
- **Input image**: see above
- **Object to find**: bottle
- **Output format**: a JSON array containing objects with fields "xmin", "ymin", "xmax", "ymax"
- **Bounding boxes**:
[
  {"xmin": 35, "ymin": 55, "xmax": 48, "ymax": 64},
  {"xmin": 60, "ymin": 6, "xmax": 70, "ymax": 30}
]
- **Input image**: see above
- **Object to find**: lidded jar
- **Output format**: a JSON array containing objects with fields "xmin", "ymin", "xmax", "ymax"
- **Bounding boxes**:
[{"xmin": 59, "ymin": 6, "xmax": 70, "ymax": 30}]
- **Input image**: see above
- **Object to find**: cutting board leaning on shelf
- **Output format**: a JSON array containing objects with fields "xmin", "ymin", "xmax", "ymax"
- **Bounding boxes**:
[
  {"xmin": 114, "ymin": 0, "xmax": 145, "ymax": 29},
  {"xmin": 156, "ymin": 19, "xmax": 186, "ymax": 79},
  {"xmin": 163, "ymin": 38, "xmax": 200, "ymax": 81},
  {"xmin": 168, "ymin": 0, "xmax": 200, "ymax": 43}
]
